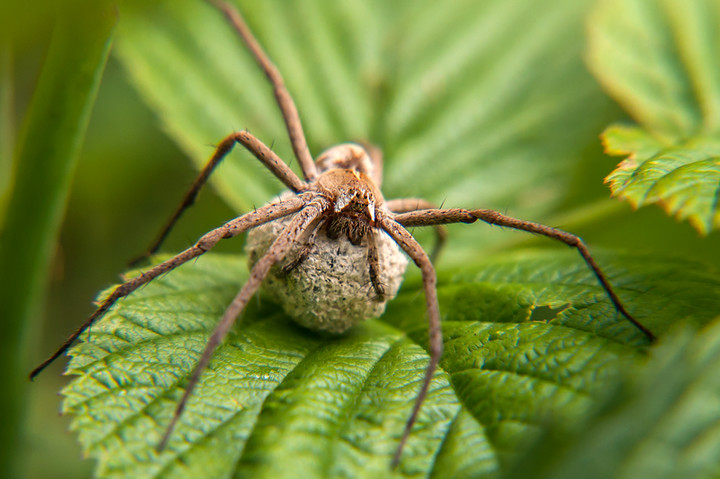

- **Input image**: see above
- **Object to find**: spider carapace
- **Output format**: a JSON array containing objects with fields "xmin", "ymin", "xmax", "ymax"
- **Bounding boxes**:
[{"xmin": 315, "ymin": 145, "xmax": 384, "ymax": 247}]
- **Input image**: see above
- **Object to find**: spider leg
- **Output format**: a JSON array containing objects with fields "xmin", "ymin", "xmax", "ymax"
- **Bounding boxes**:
[
  {"xmin": 377, "ymin": 213, "xmax": 443, "ymax": 467},
  {"xmin": 386, "ymin": 198, "xmax": 447, "ymax": 263},
  {"xmin": 393, "ymin": 208, "xmax": 655, "ymax": 341},
  {"xmin": 209, "ymin": 0, "xmax": 318, "ymax": 181},
  {"xmin": 280, "ymin": 221, "xmax": 320, "ymax": 275},
  {"xmin": 367, "ymin": 228, "xmax": 386, "ymax": 300},
  {"xmin": 131, "ymin": 130, "xmax": 306, "ymax": 265},
  {"xmin": 158, "ymin": 196, "xmax": 329, "ymax": 451},
  {"xmin": 29, "ymin": 194, "xmax": 312, "ymax": 380}
]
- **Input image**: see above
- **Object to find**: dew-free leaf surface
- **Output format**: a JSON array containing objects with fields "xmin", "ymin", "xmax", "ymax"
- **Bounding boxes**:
[
  {"xmin": 603, "ymin": 125, "xmax": 720, "ymax": 234},
  {"xmin": 62, "ymin": 251, "xmax": 720, "ymax": 478},
  {"xmin": 588, "ymin": 0, "xmax": 720, "ymax": 234},
  {"xmin": 115, "ymin": 0, "xmax": 617, "ymax": 263},
  {"xmin": 505, "ymin": 318, "xmax": 720, "ymax": 479}
]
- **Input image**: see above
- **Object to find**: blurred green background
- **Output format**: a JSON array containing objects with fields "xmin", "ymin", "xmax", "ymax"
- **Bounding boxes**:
[
  {"xmin": 5, "ymin": 3, "xmax": 239, "ymax": 478},
  {"xmin": 4, "ymin": 1, "xmax": 719, "ymax": 478}
]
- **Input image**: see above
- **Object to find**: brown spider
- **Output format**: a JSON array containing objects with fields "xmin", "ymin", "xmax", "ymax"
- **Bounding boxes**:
[{"xmin": 31, "ymin": 0, "xmax": 655, "ymax": 467}]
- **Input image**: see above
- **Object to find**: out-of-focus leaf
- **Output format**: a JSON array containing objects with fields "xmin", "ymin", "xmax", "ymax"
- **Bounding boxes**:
[
  {"xmin": 0, "ymin": 4, "xmax": 115, "ymax": 477},
  {"xmin": 603, "ymin": 125, "xmax": 720, "ymax": 234},
  {"xmin": 588, "ymin": 0, "xmax": 720, "ymax": 234},
  {"xmin": 0, "ymin": 46, "xmax": 12, "ymax": 221},
  {"xmin": 61, "ymin": 250, "xmax": 720, "ymax": 478},
  {"xmin": 115, "ymin": 0, "xmax": 617, "ymax": 262},
  {"xmin": 504, "ymin": 317, "xmax": 720, "ymax": 479}
]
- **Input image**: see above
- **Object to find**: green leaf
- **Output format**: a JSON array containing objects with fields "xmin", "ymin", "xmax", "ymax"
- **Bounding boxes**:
[
  {"xmin": 61, "ymin": 251, "xmax": 720, "ymax": 478},
  {"xmin": 504, "ymin": 317, "xmax": 720, "ymax": 479},
  {"xmin": 0, "ymin": 46, "xmax": 12, "ymax": 220},
  {"xmin": 588, "ymin": 0, "xmax": 720, "ymax": 234},
  {"xmin": 115, "ymin": 0, "xmax": 617, "ymax": 262},
  {"xmin": 603, "ymin": 125, "xmax": 720, "ymax": 234}
]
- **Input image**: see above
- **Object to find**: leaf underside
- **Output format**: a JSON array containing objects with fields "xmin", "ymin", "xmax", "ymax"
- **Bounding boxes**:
[
  {"xmin": 62, "ymin": 251, "xmax": 720, "ymax": 478},
  {"xmin": 588, "ymin": 0, "xmax": 720, "ymax": 234}
]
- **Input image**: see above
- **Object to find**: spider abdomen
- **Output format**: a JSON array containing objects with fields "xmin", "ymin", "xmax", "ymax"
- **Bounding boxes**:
[{"xmin": 246, "ymin": 210, "xmax": 408, "ymax": 334}]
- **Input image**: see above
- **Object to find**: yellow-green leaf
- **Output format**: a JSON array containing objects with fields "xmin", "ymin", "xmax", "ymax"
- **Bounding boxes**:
[
  {"xmin": 603, "ymin": 125, "xmax": 720, "ymax": 234},
  {"xmin": 588, "ymin": 0, "xmax": 720, "ymax": 234}
]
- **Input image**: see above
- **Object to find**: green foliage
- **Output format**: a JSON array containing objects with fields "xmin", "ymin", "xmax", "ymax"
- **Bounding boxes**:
[
  {"xmin": 505, "ymin": 318, "xmax": 720, "ymax": 479},
  {"xmin": 115, "ymin": 0, "xmax": 617, "ymax": 262},
  {"xmin": 62, "ymin": 252, "xmax": 720, "ymax": 478},
  {"xmin": 603, "ymin": 125, "xmax": 720, "ymax": 233},
  {"xmin": 47, "ymin": 0, "xmax": 720, "ymax": 477},
  {"xmin": 588, "ymin": 0, "xmax": 720, "ymax": 234}
]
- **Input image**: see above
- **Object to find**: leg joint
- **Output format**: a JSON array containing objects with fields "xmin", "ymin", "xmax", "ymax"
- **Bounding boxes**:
[{"xmin": 196, "ymin": 230, "xmax": 223, "ymax": 251}]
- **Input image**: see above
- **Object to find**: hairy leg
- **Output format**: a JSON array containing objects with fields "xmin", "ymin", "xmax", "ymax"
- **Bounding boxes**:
[
  {"xmin": 158, "ymin": 196, "xmax": 329, "ymax": 450},
  {"xmin": 280, "ymin": 220, "xmax": 321, "ymax": 274},
  {"xmin": 385, "ymin": 198, "xmax": 447, "ymax": 263},
  {"xmin": 132, "ymin": 130, "xmax": 306, "ymax": 264},
  {"xmin": 366, "ymin": 228, "xmax": 386, "ymax": 300},
  {"xmin": 393, "ymin": 207, "xmax": 655, "ymax": 340},
  {"xmin": 378, "ymin": 212, "xmax": 443, "ymax": 467},
  {"xmin": 209, "ymin": 0, "xmax": 317, "ymax": 181},
  {"xmin": 30, "ymin": 194, "xmax": 313, "ymax": 379}
]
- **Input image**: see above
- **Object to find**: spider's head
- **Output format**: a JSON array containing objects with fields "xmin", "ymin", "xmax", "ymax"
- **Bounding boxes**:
[
  {"xmin": 316, "ymin": 166, "xmax": 381, "ymax": 244},
  {"xmin": 315, "ymin": 167, "xmax": 383, "ymax": 224},
  {"xmin": 314, "ymin": 143, "xmax": 384, "ymax": 224}
]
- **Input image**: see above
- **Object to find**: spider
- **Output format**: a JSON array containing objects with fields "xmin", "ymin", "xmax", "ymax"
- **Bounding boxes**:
[{"xmin": 32, "ymin": 0, "xmax": 655, "ymax": 467}]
